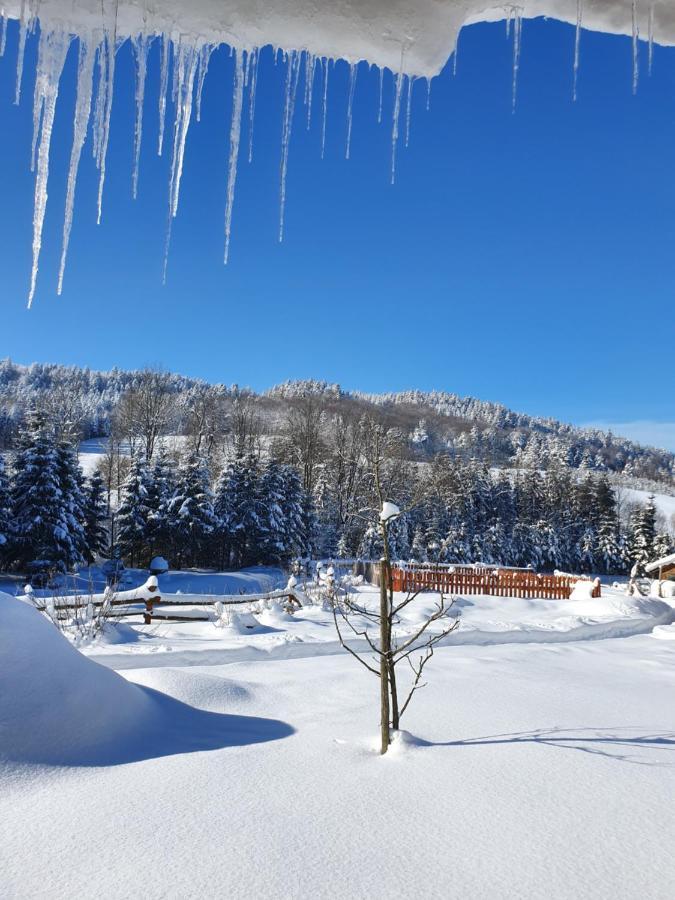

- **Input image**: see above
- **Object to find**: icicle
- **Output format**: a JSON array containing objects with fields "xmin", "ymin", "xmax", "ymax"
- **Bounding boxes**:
[
  {"xmin": 95, "ymin": 1, "xmax": 119, "ymax": 226},
  {"xmin": 163, "ymin": 41, "xmax": 199, "ymax": 282},
  {"xmin": 404, "ymin": 76, "xmax": 413, "ymax": 148},
  {"xmin": 377, "ymin": 66, "xmax": 383, "ymax": 124},
  {"xmin": 15, "ymin": 0, "xmax": 28, "ymax": 104},
  {"xmin": 425, "ymin": 78, "xmax": 431, "ymax": 112},
  {"xmin": 648, "ymin": 4, "xmax": 655, "ymax": 75},
  {"xmin": 195, "ymin": 44, "xmax": 213, "ymax": 123},
  {"xmin": 320, "ymin": 57, "xmax": 328, "ymax": 160},
  {"xmin": 92, "ymin": 41, "xmax": 106, "ymax": 164},
  {"xmin": 345, "ymin": 62, "xmax": 357, "ymax": 159},
  {"xmin": 573, "ymin": 0, "xmax": 583, "ymax": 102},
  {"xmin": 390, "ymin": 52, "xmax": 405, "ymax": 186},
  {"xmin": 131, "ymin": 32, "xmax": 149, "ymax": 199},
  {"xmin": 303, "ymin": 51, "xmax": 310, "ymax": 111},
  {"xmin": 279, "ymin": 49, "xmax": 300, "ymax": 242},
  {"xmin": 28, "ymin": 28, "xmax": 71, "ymax": 307},
  {"xmin": 512, "ymin": 8, "xmax": 523, "ymax": 112},
  {"xmin": 306, "ymin": 53, "xmax": 316, "ymax": 130},
  {"xmin": 632, "ymin": 0, "xmax": 640, "ymax": 95},
  {"xmin": 453, "ymin": 29, "xmax": 460, "ymax": 77},
  {"xmin": 0, "ymin": 9, "xmax": 7, "ymax": 58},
  {"xmin": 58, "ymin": 37, "xmax": 96, "ymax": 295},
  {"xmin": 224, "ymin": 49, "xmax": 244, "ymax": 265},
  {"xmin": 247, "ymin": 47, "xmax": 258, "ymax": 163},
  {"xmin": 157, "ymin": 33, "xmax": 169, "ymax": 155}
]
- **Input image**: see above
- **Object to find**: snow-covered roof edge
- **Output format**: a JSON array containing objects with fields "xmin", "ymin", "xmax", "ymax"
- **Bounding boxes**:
[
  {"xmin": 2, "ymin": 1, "xmax": 675, "ymax": 78},
  {"xmin": 645, "ymin": 552, "xmax": 675, "ymax": 573}
]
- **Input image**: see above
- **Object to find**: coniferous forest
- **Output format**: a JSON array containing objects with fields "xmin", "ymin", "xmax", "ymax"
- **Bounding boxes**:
[{"xmin": 0, "ymin": 368, "xmax": 672, "ymax": 581}]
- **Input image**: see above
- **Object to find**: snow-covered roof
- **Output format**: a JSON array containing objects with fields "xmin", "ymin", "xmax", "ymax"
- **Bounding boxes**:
[{"xmin": 645, "ymin": 553, "xmax": 675, "ymax": 573}]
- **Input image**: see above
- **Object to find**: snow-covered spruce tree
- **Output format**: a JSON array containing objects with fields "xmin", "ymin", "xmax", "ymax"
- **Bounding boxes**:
[
  {"xmin": 83, "ymin": 471, "xmax": 109, "ymax": 562},
  {"xmin": 214, "ymin": 452, "xmax": 265, "ymax": 568},
  {"xmin": 258, "ymin": 460, "xmax": 287, "ymax": 563},
  {"xmin": 167, "ymin": 452, "xmax": 217, "ymax": 567},
  {"xmin": 652, "ymin": 532, "xmax": 674, "ymax": 562},
  {"xmin": 145, "ymin": 448, "xmax": 175, "ymax": 558},
  {"xmin": 9, "ymin": 413, "xmax": 72, "ymax": 574},
  {"xmin": 55, "ymin": 441, "xmax": 88, "ymax": 569},
  {"xmin": 627, "ymin": 497, "xmax": 657, "ymax": 575},
  {"xmin": 116, "ymin": 456, "xmax": 152, "ymax": 567},
  {"xmin": 332, "ymin": 422, "xmax": 458, "ymax": 755},
  {"xmin": 0, "ymin": 454, "xmax": 11, "ymax": 567}
]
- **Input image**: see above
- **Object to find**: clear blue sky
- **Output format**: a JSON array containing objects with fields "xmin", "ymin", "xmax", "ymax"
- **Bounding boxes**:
[{"xmin": 0, "ymin": 17, "xmax": 673, "ymax": 444}]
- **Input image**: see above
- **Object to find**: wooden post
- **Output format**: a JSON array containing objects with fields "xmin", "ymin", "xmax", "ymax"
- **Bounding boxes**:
[{"xmin": 144, "ymin": 599, "xmax": 154, "ymax": 624}]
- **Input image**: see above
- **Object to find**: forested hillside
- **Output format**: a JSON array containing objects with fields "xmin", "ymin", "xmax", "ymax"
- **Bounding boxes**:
[
  {"xmin": 0, "ymin": 361, "xmax": 673, "ymax": 579},
  {"xmin": 1, "ymin": 360, "xmax": 673, "ymax": 485}
]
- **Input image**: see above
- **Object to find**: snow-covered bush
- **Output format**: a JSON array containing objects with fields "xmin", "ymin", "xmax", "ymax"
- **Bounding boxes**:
[{"xmin": 36, "ymin": 585, "xmax": 116, "ymax": 643}]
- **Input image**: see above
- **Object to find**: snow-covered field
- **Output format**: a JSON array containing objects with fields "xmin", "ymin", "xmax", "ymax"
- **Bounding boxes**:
[{"xmin": 2, "ymin": 579, "xmax": 675, "ymax": 899}]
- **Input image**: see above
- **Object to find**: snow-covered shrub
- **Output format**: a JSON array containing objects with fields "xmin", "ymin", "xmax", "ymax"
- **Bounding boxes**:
[{"xmin": 35, "ymin": 585, "xmax": 116, "ymax": 643}]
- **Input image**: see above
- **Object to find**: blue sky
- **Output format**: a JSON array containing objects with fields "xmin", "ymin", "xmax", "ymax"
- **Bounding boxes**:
[{"xmin": 0, "ymin": 17, "xmax": 673, "ymax": 448}]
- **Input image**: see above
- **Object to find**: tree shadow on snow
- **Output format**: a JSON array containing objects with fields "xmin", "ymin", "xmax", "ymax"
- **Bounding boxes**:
[
  {"xmin": 408, "ymin": 726, "xmax": 675, "ymax": 767},
  {"xmin": 20, "ymin": 687, "xmax": 294, "ymax": 769}
]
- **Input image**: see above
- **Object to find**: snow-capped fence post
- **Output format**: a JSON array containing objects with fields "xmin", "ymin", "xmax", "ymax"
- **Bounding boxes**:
[{"xmin": 142, "ymin": 576, "xmax": 161, "ymax": 624}]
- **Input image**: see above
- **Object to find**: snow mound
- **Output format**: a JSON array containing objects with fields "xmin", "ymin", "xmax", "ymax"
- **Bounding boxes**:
[
  {"xmin": 125, "ymin": 668, "xmax": 253, "ymax": 712},
  {"xmin": 257, "ymin": 601, "xmax": 296, "ymax": 626},
  {"xmin": 0, "ymin": 593, "xmax": 292, "ymax": 766},
  {"xmin": 652, "ymin": 623, "xmax": 675, "ymax": 640},
  {"xmin": 569, "ymin": 579, "xmax": 599, "ymax": 601}
]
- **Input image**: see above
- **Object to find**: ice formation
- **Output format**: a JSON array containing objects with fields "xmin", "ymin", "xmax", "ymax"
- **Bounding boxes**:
[{"xmin": 2, "ymin": 1, "xmax": 674, "ymax": 304}]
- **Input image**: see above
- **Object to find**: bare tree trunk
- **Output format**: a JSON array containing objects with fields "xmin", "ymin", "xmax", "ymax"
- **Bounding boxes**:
[
  {"xmin": 380, "ymin": 520, "xmax": 399, "ymax": 732},
  {"xmin": 379, "ymin": 558, "xmax": 390, "ymax": 755}
]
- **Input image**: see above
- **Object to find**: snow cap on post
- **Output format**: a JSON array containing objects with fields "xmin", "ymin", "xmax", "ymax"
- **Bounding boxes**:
[{"xmin": 380, "ymin": 501, "xmax": 401, "ymax": 522}]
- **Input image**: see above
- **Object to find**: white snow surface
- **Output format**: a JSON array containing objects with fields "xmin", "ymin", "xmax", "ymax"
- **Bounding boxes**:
[
  {"xmin": 1, "ymin": 576, "xmax": 675, "ymax": 898},
  {"xmin": 0, "ymin": 593, "xmax": 291, "ymax": 766}
]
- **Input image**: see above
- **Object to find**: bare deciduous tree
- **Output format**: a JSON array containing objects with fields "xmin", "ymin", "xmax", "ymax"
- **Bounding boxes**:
[
  {"xmin": 114, "ymin": 368, "xmax": 176, "ymax": 461},
  {"xmin": 332, "ymin": 423, "xmax": 459, "ymax": 754},
  {"xmin": 183, "ymin": 384, "xmax": 227, "ymax": 458}
]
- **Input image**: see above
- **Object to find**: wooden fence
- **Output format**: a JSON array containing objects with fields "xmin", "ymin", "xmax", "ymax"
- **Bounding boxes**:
[
  {"xmin": 30, "ymin": 580, "xmax": 301, "ymax": 624},
  {"xmin": 390, "ymin": 565, "xmax": 601, "ymax": 600}
]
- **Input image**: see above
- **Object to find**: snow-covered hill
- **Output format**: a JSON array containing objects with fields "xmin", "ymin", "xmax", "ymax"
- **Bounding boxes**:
[{"xmin": 2, "ymin": 360, "xmax": 673, "ymax": 487}]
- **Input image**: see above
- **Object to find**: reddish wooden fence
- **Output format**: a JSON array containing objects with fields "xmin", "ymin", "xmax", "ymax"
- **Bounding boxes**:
[{"xmin": 390, "ymin": 566, "xmax": 600, "ymax": 600}]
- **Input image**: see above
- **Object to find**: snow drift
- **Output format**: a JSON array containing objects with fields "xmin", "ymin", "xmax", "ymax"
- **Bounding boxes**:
[{"xmin": 0, "ymin": 592, "xmax": 292, "ymax": 766}]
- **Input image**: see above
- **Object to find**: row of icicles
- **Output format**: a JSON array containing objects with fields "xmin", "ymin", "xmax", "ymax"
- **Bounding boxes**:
[{"xmin": 0, "ymin": 1, "xmax": 662, "ymax": 306}]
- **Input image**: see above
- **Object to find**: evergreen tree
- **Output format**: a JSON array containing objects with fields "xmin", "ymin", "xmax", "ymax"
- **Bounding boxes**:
[
  {"xmin": 116, "ymin": 456, "xmax": 152, "ymax": 567},
  {"xmin": 10, "ymin": 414, "xmax": 72, "ymax": 574},
  {"xmin": 214, "ymin": 453, "xmax": 265, "ymax": 568},
  {"xmin": 167, "ymin": 452, "xmax": 217, "ymax": 566},
  {"xmin": 258, "ymin": 460, "xmax": 287, "ymax": 563},
  {"xmin": 83, "ymin": 471, "xmax": 108, "ymax": 562},
  {"xmin": 0, "ymin": 454, "xmax": 10, "ymax": 565},
  {"xmin": 145, "ymin": 449, "xmax": 175, "ymax": 557},
  {"xmin": 627, "ymin": 497, "xmax": 657, "ymax": 575},
  {"xmin": 281, "ymin": 464, "xmax": 312, "ymax": 560},
  {"xmin": 652, "ymin": 532, "xmax": 674, "ymax": 562},
  {"xmin": 55, "ymin": 441, "xmax": 88, "ymax": 568}
]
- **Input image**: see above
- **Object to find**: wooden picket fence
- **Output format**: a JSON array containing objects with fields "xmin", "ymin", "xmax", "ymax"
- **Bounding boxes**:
[{"xmin": 390, "ymin": 565, "xmax": 600, "ymax": 600}]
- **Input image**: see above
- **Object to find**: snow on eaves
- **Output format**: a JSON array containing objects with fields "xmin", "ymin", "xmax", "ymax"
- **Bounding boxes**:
[{"xmin": 1, "ymin": 2, "xmax": 674, "ymax": 77}]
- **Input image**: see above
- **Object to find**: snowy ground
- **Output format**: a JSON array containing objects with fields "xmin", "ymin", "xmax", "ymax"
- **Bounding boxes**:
[{"xmin": 2, "ymin": 581, "xmax": 675, "ymax": 899}]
